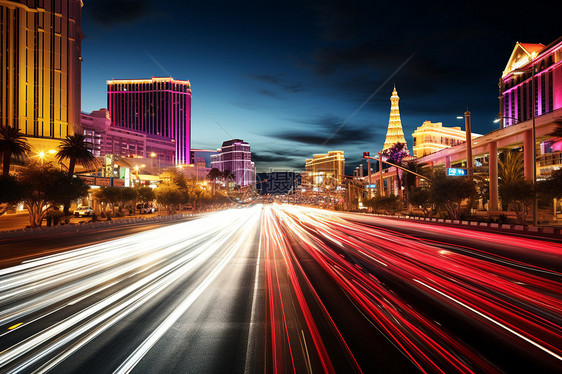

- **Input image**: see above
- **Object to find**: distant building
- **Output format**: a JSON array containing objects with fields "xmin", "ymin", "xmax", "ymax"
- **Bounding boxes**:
[
  {"xmin": 107, "ymin": 77, "xmax": 192, "ymax": 164},
  {"xmin": 191, "ymin": 149, "xmax": 219, "ymax": 168},
  {"xmin": 305, "ymin": 151, "xmax": 345, "ymax": 186},
  {"xmin": 210, "ymin": 139, "xmax": 255, "ymax": 187},
  {"xmin": 412, "ymin": 121, "xmax": 480, "ymax": 158},
  {"xmin": 499, "ymin": 37, "xmax": 562, "ymax": 128},
  {"xmin": 382, "ymin": 87, "xmax": 409, "ymax": 153},
  {"xmin": 0, "ymin": 0, "xmax": 83, "ymax": 168},
  {"xmin": 80, "ymin": 109, "xmax": 176, "ymax": 170},
  {"xmin": 257, "ymin": 172, "xmax": 301, "ymax": 195}
]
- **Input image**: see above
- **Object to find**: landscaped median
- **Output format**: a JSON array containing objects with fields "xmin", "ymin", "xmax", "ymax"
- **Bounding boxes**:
[
  {"xmin": 0, "ymin": 212, "xmax": 200, "ymax": 240},
  {"xmin": 362, "ymin": 212, "xmax": 562, "ymax": 237}
]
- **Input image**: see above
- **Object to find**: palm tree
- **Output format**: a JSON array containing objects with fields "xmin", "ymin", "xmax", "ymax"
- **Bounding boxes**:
[
  {"xmin": 208, "ymin": 168, "xmax": 222, "ymax": 195},
  {"xmin": 498, "ymin": 149, "xmax": 524, "ymax": 185},
  {"xmin": 402, "ymin": 159, "xmax": 424, "ymax": 206},
  {"xmin": 56, "ymin": 134, "xmax": 98, "ymax": 179},
  {"xmin": 56, "ymin": 134, "xmax": 98, "ymax": 215},
  {"xmin": 0, "ymin": 125, "xmax": 31, "ymax": 176}
]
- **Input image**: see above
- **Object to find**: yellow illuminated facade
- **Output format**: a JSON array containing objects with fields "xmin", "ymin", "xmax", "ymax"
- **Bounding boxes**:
[
  {"xmin": 412, "ymin": 121, "xmax": 472, "ymax": 158},
  {"xmin": 305, "ymin": 151, "xmax": 345, "ymax": 186},
  {"xmin": 0, "ymin": 0, "xmax": 83, "ymax": 152},
  {"xmin": 382, "ymin": 86, "xmax": 408, "ymax": 152}
]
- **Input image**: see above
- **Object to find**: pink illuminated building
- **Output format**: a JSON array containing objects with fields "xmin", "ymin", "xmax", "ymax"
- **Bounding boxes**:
[
  {"xmin": 211, "ymin": 139, "xmax": 255, "ymax": 187},
  {"xmin": 499, "ymin": 37, "xmax": 562, "ymax": 128},
  {"xmin": 107, "ymin": 77, "xmax": 191, "ymax": 164}
]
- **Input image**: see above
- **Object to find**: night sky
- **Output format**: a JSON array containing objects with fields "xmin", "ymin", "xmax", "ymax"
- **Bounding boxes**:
[{"xmin": 81, "ymin": 0, "xmax": 560, "ymax": 173}]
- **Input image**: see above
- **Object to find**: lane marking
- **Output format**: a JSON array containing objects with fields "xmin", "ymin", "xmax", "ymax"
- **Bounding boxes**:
[{"xmin": 8, "ymin": 323, "xmax": 22, "ymax": 330}]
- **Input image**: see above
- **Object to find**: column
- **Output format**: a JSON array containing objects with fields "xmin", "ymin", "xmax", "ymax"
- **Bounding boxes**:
[
  {"xmin": 488, "ymin": 141, "xmax": 498, "ymax": 211},
  {"xmin": 445, "ymin": 155, "xmax": 451, "ymax": 169},
  {"xmin": 523, "ymin": 129, "xmax": 534, "ymax": 181}
]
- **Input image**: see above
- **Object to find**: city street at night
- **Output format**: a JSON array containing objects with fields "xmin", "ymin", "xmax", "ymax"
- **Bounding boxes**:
[{"xmin": 0, "ymin": 205, "xmax": 560, "ymax": 373}]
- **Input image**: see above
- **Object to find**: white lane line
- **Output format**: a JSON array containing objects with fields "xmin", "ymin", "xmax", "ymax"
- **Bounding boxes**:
[{"xmin": 413, "ymin": 279, "xmax": 562, "ymax": 362}]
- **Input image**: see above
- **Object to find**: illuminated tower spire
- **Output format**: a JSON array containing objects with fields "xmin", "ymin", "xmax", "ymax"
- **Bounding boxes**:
[{"xmin": 382, "ymin": 86, "xmax": 409, "ymax": 153}]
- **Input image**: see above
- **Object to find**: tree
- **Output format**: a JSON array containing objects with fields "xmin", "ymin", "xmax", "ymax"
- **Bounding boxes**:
[
  {"xmin": 365, "ymin": 195, "xmax": 402, "ymax": 215},
  {"xmin": 155, "ymin": 184, "xmax": 183, "ymax": 212},
  {"xmin": 208, "ymin": 168, "xmax": 222, "ymax": 195},
  {"xmin": 0, "ymin": 125, "xmax": 31, "ymax": 176},
  {"xmin": 56, "ymin": 134, "xmax": 98, "ymax": 215},
  {"xmin": 381, "ymin": 142, "xmax": 409, "ymax": 197},
  {"xmin": 381, "ymin": 142, "xmax": 409, "ymax": 165},
  {"xmin": 137, "ymin": 186, "xmax": 156, "ymax": 203},
  {"xmin": 56, "ymin": 134, "xmax": 98, "ymax": 179},
  {"xmin": 498, "ymin": 149, "xmax": 524, "ymax": 185},
  {"xmin": 0, "ymin": 176, "xmax": 23, "ymax": 216},
  {"xmin": 120, "ymin": 187, "xmax": 137, "ymax": 214},
  {"xmin": 402, "ymin": 159, "xmax": 424, "ymax": 206},
  {"xmin": 538, "ymin": 168, "xmax": 562, "ymax": 199},
  {"xmin": 409, "ymin": 187, "xmax": 433, "ymax": 217},
  {"xmin": 93, "ymin": 187, "xmax": 122, "ymax": 214},
  {"xmin": 499, "ymin": 181, "xmax": 534, "ymax": 225},
  {"xmin": 429, "ymin": 175, "xmax": 476, "ymax": 219},
  {"xmin": 18, "ymin": 164, "xmax": 89, "ymax": 227}
]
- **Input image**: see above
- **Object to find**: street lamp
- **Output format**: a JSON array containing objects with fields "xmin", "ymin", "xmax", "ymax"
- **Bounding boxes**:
[
  {"xmin": 493, "ymin": 116, "xmax": 521, "ymax": 127},
  {"xmin": 37, "ymin": 151, "xmax": 46, "ymax": 165}
]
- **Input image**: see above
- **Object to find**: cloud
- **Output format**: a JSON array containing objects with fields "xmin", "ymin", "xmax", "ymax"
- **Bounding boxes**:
[
  {"xmin": 251, "ymin": 73, "xmax": 304, "ymax": 93},
  {"xmin": 274, "ymin": 115, "xmax": 385, "ymax": 147},
  {"xmin": 87, "ymin": 0, "xmax": 150, "ymax": 26},
  {"xmin": 259, "ymin": 89, "xmax": 282, "ymax": 99},
  {"xmin": 252, "ymin": 152, "xmax": 295, "ymax": 163}
]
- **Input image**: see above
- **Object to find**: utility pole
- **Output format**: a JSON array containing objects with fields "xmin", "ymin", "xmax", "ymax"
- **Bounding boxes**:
[
  {"xmin": 367, "ymin": 159, "xmax": 372, "ymax": 198},
  {"xmin": 378, "ymin": 152, "xmax": 384, "ymax": 197}
]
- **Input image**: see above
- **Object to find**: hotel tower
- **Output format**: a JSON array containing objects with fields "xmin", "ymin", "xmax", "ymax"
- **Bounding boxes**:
[
  {"xmin": 107, "ymin": 77, "xmax": 192, "ymax": 164},
  {"xmin": 0, "ymin": 0, "xmax": 83, "ymax": 150}
]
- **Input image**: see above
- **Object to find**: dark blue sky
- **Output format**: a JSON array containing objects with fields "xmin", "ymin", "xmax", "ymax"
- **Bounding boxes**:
[{"xmin": 81, "ymin": 0, "xmax": 559, "ymax": 173}]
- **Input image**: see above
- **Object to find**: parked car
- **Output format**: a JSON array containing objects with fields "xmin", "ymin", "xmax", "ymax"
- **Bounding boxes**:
[
  {"xmin": 136, "ymin": 203, "xmax": 156, "ymax": 214},
  {"xmin": 74, "ymin": 206, "xmax": 93, "ymax": 217}
]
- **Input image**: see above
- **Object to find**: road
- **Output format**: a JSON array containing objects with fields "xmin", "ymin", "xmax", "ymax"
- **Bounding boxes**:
[{"xmin": 0, "ymin": 205, "xmax": 561, "ymax": 373}]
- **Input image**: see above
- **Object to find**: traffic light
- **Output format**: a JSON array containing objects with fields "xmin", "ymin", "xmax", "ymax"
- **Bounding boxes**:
[{"xmin": 363, "ymin": 152, "xmax": 370, "ymax": 158}]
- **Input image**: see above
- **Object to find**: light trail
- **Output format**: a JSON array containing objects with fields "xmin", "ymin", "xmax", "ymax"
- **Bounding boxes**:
[
  {"xmin": 266, "ymin": 204, "xmax": 562, "ymax": 372},
  {"xmin": 0, "ymin": 207, "xmax": 261, "ymax": 373}
]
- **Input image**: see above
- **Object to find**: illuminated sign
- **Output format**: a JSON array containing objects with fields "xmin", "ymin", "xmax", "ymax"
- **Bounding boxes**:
[
  {"xmin": 366, "ymin": 184, "xmax": 377, "ymax": 189},
  {"xmin": 447, "ymin": 168, "xmax": 467, "ymax": 176}
]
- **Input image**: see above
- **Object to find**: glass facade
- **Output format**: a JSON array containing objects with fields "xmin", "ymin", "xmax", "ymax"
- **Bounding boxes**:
[{"xmin": 0, "ymin": 0, "xmax": 82, "ymax": 138}]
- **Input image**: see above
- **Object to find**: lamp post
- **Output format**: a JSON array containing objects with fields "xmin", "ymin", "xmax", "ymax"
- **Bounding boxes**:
[{"xmin": 464, "ymin": 110, "xmax": 473, "ymax": 176}]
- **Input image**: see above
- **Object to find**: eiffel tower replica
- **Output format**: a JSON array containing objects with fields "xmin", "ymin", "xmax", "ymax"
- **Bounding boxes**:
[{"xmin": 382, "ymin": 86, "xmax": 409, "ymax": 153}]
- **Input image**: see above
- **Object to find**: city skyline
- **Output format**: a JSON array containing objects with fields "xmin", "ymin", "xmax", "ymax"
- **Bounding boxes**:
[{"xmin": 80, "ymin": 1, "xmax": 559, "ymax": 172}]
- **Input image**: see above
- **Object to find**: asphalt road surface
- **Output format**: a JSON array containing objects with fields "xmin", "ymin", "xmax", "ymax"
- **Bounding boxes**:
[{"xmin": 0, "ymin": 205, "xmax": 560, "ymax": 373}]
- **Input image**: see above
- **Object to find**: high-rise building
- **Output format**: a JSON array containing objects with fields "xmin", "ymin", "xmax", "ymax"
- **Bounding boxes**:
[
  {"xmin": 499, "ymin": 38, "xmax": 562, "ymax": 128},
  {"xmin": 305, "ymin": 151, "xmax": 345, "ymax": 186},
  {"xmin": 107, "ymin": 77, "xmax": 192, "ymax": 164},
  {"xmin": 412, "ymin": 121, "xmax": 480, "ymax": 158},
  {"xmin": 382, "ymin": 86, "xmax": 409, "ymax": 153},
  {"xmin": 0, "ymin": 0, "xmax": 83, "ymax": 152},
  {"xmin": 210, "ymin": 139, "xmax": 255, "ymax": 187}
]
